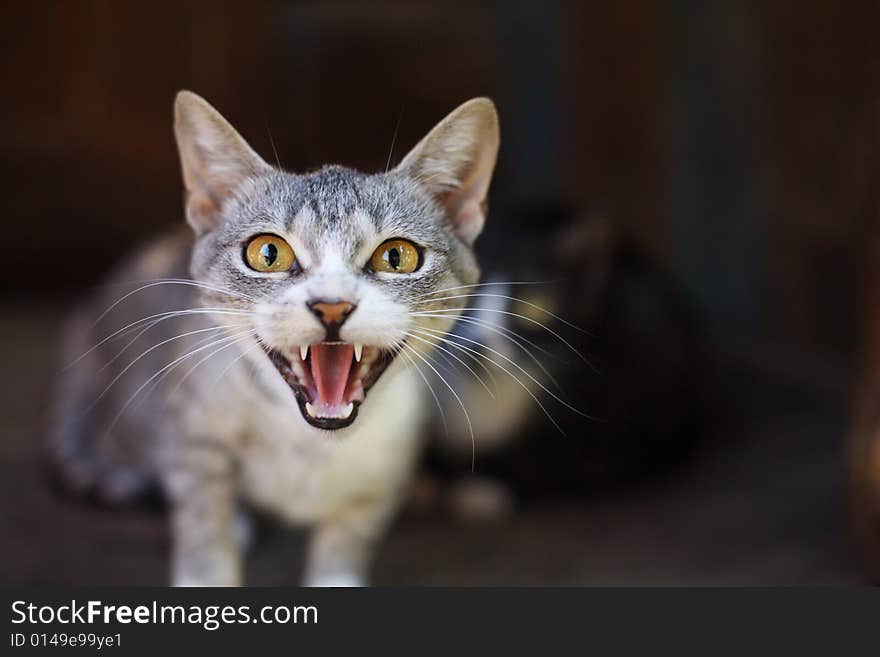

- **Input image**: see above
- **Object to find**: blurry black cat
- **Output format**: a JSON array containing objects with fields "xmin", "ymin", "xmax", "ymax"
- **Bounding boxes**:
[{"xmin": 420, "ymin": 203, "xmax": 711, "ymax": 509}]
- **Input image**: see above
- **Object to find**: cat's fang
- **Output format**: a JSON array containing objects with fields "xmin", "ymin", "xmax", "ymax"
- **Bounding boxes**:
[
  {"xmin": 300, "ymin": 344, "xmax": 309, "ymax": 361},
  {"xmin": 261, "ymin": 341, "xmax": 397, "ymax": 430}
]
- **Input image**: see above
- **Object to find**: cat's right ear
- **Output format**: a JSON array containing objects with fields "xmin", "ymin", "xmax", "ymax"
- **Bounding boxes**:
[
  {"xmin": 173, "ymin": 91, "xmax": 271, "ymax": 234},
  {"xmin": 395, "ymin": 98, "xmax": 499, "ymax": 245}
]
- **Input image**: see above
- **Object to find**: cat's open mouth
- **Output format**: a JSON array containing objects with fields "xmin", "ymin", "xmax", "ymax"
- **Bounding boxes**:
[{"xmin": 263, "ymin": 342, "xmax": 395, "ymax": 430}]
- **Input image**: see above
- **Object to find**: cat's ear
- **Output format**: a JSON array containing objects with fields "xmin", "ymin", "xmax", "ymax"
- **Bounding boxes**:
[
  {"xmin": 173, "ymin": 91, "xmax": 271, "ymax": 234},
  {"xmin": 396, "ymin": 98, "xmax": 499, "ymax": 245}
]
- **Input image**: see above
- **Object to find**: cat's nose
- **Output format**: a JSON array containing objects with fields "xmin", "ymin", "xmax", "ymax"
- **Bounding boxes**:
[{"xmin": 307, "ymin": 299, "xmax": 356, "ymax": 331}]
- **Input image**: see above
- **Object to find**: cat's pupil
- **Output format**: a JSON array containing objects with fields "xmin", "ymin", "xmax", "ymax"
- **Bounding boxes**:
[
  {"xmin": 388, "ymin": 248, "xmax": 401, "ymax": 270},
  {"xmin": 260, "ymin": 243, "xmax": 278, "ymax": 267}
]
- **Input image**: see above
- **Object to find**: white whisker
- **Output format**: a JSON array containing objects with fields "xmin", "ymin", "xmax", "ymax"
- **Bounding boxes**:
[
  {"xmin": 89, "ymin": 323, "xmax": 251, "ymax": 408},
  {"xmin": 92, "ymin": 279, "xmax": 255, "ymax": 327},
  {"xmin": 210, "ymin": 339, "xmax": 263, "ymax": 391},
  {"xmin": 401, "ymin": 342, "xmax": 475, "ymax": 471},
  {"xmin": 415, "ymin": 292, "xmax": 586, "ymax": 334},
  {"xmin": 414, "ymin": 280, "xmax": 553, "ymax": 300},
  {"xmin": 417, "ymin": 323, "xmax": 501, "ymax": 391},
  {"xmin": 404, "ymin": 331, "xmax": 495, "ymax": 399},
  {"xmin": 97, "ymin": 312, "xmax": 251, "ymax": 373},
  {"xmin": 384, "ymin": 107, "xmax": 404, "ymax": 173},
  {"xmin": 105, "ymin": 328, "xmax": 258, "ymax": 432},
  {"xmin": 423, "ymin": 313, "xmax": 566, "ymax": 390},
  {"xmin": 411, "ymin": 307, "xmax": 592, "ymax": 369},
  {"xmin": 409, "ymin": 326, "xmax": 567, "ymax": 435},
  {"xmin": 137, "ymin": 330, "xmax": 256, "ymax": 406},
  {"xmin": 171, "ymin": 330, "xmax": 258, "ymax": 393},
  {"xmin": 413, "ymin": 324, "xmax": 590, "ymax": 420},
  {"xmin": 397, "ymin": 345, "xmax": 449, "ymax": 440},
  {"xmin": 64, "ymin": 307, "xmax": 253, "ymax": 371},
  {"xmin": 124, "ymin": 278, "xmax": 258, "ymax": 302}
]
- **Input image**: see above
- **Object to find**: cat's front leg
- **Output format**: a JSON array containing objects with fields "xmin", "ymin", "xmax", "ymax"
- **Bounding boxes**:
[
  {"xmin": 302, "ymin": 496, "xmax": 395, "ymax": 587},
  {"xmin": 163, "ymin": 448, "xmax": 242, "ymax": 587}
]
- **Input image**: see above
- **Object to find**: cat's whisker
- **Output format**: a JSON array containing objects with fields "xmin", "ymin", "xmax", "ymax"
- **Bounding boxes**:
[
  {"xmin": 455, "ymin": 312, "xmax": 566, "ymax": 360},
  {"xmin": 413, "ymin": 280, "xmax": 553, "ymax": 300},
  {"xmin": 413, "ymin": 310, "xmax": 563, "ymax": 365},
  {"xmin": 89, "ymin": 323, "xmax": 252, "ymax": 408},
  {"xmin": 126, "ymin": 278, "xmax": 258, "ymax": 303},
  {"xmin": 401, "ymin": 342, "xmax": 476, "ymax": 471},
  {"xmin": 115, "ymin": 308, "xmax": 254, "ymax": 333},
  {"xmin": 105, "ymin": 328, "xmax": 259, "ymax": 432},
  {"xmin": 419, "ymin": 312, "xmax": 566, "ymax": 391},
  {"xmin": 172, "ymin": 329, "xmax": 260, "ymax": 394},
  {"xmin": 92, "ymin": 279, "xmax": 256, "ymax": 327},
  {"xmin": 241, "ymin": 334, "xmax": 267, "ymax": 391},
  {"xmin": 403, "ymin": 331, "xmax": 496, "ymax": 399},
  {"xmin": 413, "ymin": 311, "xmax": 590, "ymax": 386},
  {"xmin": 265, "ymin": 123, "xmax": 283, "ymax": 169},
  {"xmin": 415, "ymin": 322, "xmax": 577, "ymax": 409},
  {"xmin": 413, "ymin": 324, "xmax": 590, "ymax": 421},
  {"xmin": 409, "ymin": 326, "xmax": 566, "ymax": 435},
  {"xmin": 402, "ymin": 332, "xmax": 469, "ymax": 380},
  {"xmin": 396, "ymin": 345, "xmax": 449, "ymax": 440},
  {"xmin": 163, "ymin": 323, "xmax": 260, "ymax": 372},
  {"xmin": 93, "ymin": 277, "xmax": 257, "ymax": 298},
  {"xmin": 411, "ymin": 307, "xmax": 592, "ymax": 369},
  {"xmin": 414, "ymin": 292, "xmax": 586, "ymax": 335},
  {"xmin": 96, "ymin": 311, "xmax": 253, "ymax": 373},
  {"xmin": 210, "ymin": 338, "xmax": 264, "ymax": 392},
  {"xmin": 92, "ymin": 316, "xmax": 177, "ymax": 373},
  {"xmin": 136, "ymin": 330, "xmax": 255, "ymax": 407},
  {"xmin": 64, "ymin": 307, "xmax": 254, "ymax": 371},
  {"xmin": 408, "ymin": 340, "xmax": 461, "ymax": 383},
  {"xmin": 415, "ymin": 324, "xmax": 501, "ymax": 392},
  {"xmin": 384, "ymin": 107, "xmax": 404, "ymax": 173}
]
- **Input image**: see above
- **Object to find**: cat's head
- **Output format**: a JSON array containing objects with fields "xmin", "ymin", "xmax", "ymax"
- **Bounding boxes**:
[{"xmin": 173, "ymin": 91, "xmax": 499, "ymax": 431}]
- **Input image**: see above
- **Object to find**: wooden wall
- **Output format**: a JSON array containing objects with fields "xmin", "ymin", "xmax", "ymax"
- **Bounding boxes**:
[{"xmin": 2, "ymin": 0, "xmax": 879, "ymax": 366}]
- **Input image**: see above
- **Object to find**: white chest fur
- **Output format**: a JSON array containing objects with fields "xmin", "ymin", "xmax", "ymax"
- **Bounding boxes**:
[{"xmin": 233, "ymin": 362, "xmax": 427, "ymax": 524}]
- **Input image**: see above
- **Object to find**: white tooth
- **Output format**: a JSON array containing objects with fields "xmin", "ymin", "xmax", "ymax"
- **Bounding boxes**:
[
  {"xmin": 354, "ymin": 343, "xmax": 363, "ymax": 362},
  {"xmin": 343, "ymin": 402, "xmax": 354, "ymax": 418},
  {"xmin": 300, "ymin": 344, "xmax": 309, "ymax": 360},
  {"xmin": 305, "ymin": 402, "xmax": 317, "ymax": 417}
]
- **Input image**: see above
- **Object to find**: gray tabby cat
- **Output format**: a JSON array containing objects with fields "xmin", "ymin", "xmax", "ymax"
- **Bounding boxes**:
[{"xmin": 50, "ymin": 91, "xmax": 499, "ymax": 586}]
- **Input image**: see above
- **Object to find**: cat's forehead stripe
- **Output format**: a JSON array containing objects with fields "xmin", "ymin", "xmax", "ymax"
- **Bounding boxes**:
[{"xmin": 270, "ymin": 168, "xmax": 427, "ymax": 246}]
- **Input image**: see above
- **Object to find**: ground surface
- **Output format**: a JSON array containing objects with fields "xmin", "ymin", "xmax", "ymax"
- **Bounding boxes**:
[{"xmin": 0, "ymin": 302, "xmax": 867, "ymax": 585}]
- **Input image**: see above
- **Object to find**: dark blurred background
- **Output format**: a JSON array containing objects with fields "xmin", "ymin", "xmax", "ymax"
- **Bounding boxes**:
[{"xmin": 2, "ymin": 0, "xmax": 880, "ymax": 584}]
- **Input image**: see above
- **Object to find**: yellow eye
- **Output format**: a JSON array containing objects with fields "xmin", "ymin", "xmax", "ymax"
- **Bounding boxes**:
[
  {"xmin": 244, "ymin": 235, "xmax": 296, "ymax": 273},
  {"xmin": 370, "ymin": 239, "xmax": 421, "ymax": 274}
]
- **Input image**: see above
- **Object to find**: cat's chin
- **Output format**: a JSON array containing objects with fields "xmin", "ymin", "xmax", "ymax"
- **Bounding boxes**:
[{"xmin": 260, "ymin": 341, "xmax": 397, "ymax": 431}]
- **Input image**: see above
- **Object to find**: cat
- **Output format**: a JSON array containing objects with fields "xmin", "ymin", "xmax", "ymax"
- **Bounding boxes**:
[{"xmin": 49, "ymin": 91, "xmax": 499, "ymax": 586}]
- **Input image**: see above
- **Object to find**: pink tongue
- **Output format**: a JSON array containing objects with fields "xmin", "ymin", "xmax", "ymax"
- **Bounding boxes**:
[{"xmin": 309, "ymin": 343, "xmax": 354, "ymax": 407}]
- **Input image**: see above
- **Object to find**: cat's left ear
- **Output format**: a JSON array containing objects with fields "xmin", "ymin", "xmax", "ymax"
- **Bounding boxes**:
[
  {"xmin": 173, "ymin": 91, "xmax": 271, "ymax": 234},
  {"xmin": 396, "ymin": 98, "xmax": 499, "ymax": 245}
]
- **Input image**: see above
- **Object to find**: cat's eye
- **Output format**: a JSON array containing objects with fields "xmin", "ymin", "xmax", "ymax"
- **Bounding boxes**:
[
  {"xmin": 369, "ymin": 239, "xmax": 421, "ymax": 274},
  {"xmin": 244, "ymin": 234, "xmax": 296, "ymax": 273}
]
